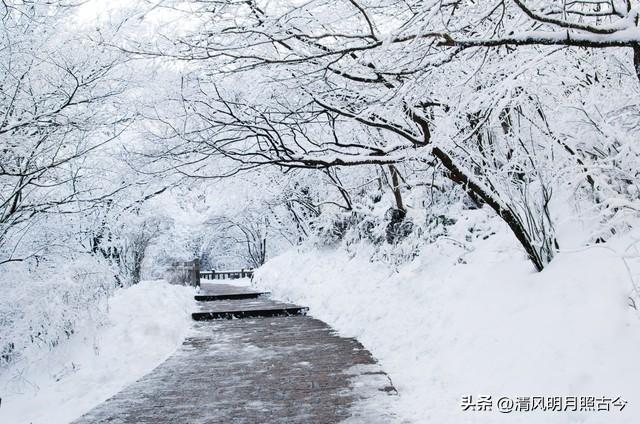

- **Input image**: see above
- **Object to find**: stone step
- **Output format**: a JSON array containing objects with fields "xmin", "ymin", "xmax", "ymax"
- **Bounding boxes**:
[
  {"xmin": 192, "ymin": 305, "xmax": 308, "ymax": 320},
  {"xmin": 193, "ymin": 283, "xmax": 308, "ymax": 321},
  {"xmin": 194, "ymin": 291, "xmax": 270, "ymax": 301}
]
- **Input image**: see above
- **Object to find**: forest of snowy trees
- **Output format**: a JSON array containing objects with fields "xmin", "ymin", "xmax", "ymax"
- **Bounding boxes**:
[{"xmin": 3, "ymin": 0, "xmax": 640, "ymax": 397}]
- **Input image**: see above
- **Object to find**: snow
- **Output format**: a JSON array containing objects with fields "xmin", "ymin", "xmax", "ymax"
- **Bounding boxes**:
[
  {"xmin": 0, "ymin": 281, "xmax": 195, "ymax": 424},
  {"xmin": 254, "ymin": 215, "xmax": 640, "ymax": 424}
]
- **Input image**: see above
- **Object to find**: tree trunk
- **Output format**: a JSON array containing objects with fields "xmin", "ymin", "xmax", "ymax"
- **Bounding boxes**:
[
  {"xmin": 432, "ymin": 147, "xmax": 554, "ymax": 272},
  {"xmin": 634, "ymin": 44, "xmax": 640, "ymax": 83},
  {"xmin": 388, "ymin": 164, "xmax": 406, "ymax": 213}
]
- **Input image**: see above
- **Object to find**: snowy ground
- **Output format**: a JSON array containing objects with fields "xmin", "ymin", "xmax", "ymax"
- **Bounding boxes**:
[
  {"xmin": 254, "ymin": 213, "xmax": 640, "ymax": 424},
  {"xmin": 0, "ymin": 281, "xmax": 194, "ymax": 424}
]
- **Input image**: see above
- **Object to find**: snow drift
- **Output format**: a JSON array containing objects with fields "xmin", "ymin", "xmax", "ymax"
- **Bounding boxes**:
[
  {"xmin": 0, "ymin": 280, "xmax": 195, "ymax": 424},
  {"xmin": 254, "ymin": 214, "xmax": 640, "ymax": 424}
]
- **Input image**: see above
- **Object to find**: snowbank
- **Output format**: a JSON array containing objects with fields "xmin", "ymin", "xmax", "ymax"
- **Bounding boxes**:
[
  {"xmin": 0, "ymin": 280, "xmax": 195, "ymax": 424},
  {"xmin": 254, "ymin": 226, "xmax": 640, "ymax": 423}
]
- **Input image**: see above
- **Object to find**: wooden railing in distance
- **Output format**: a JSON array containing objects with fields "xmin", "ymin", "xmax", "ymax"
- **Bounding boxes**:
[{"xmin": 200, "ymin": 269, "xmax": 254, "ymax": 281}]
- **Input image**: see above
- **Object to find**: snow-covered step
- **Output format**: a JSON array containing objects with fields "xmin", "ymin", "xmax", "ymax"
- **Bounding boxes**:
[
  {"xmin": 195, "ymin": 291, "xmax": 270, "ymax": 301},
  {"xmin": 193, "ymin": 283, "xmax": 307, "ymax": 320},
  {"xmin": 192, "ymin": 305, "xmax": 307, "ymax": 320}
]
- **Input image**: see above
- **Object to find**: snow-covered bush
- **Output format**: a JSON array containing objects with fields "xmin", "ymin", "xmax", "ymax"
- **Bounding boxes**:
[{"xmin": 0, "ymin": 256, "xmax": 116, "ymax": 368}]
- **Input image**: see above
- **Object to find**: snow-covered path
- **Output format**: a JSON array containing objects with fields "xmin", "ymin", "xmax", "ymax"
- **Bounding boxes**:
[{"xmin": 71, "ymin": 283, "xmax": 403, "ymax": 423}]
